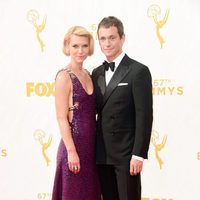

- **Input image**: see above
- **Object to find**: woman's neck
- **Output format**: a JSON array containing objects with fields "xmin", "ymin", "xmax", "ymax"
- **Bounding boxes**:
[{"xmin": 68, "ymin": 61, "xmax": 83, "ymax": 72}]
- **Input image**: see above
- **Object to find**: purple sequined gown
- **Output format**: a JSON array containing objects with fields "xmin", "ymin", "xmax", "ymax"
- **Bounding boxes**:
[{"xmin": 52, "ymin": 68, "xmax": 101, "ymax": 200}]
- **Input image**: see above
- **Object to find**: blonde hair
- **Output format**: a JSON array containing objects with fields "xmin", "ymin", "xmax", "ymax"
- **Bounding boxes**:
[{"xmin": 63, "ymin": 26, "xmax": 94, "ymax": 56}]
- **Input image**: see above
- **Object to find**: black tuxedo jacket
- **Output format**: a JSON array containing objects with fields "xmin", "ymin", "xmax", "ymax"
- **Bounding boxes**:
[{"xmin": 92, "ymin": 54, "xmax": 153, "ymax": 165}]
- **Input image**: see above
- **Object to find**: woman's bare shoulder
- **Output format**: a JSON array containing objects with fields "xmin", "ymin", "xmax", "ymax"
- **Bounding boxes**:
[{"xmin": 55, "ymin": 68, "xmax": 71, "ymax": 81}]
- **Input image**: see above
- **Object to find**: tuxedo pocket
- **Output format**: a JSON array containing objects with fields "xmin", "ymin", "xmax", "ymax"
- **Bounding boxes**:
[{"xmin": 117, "ymin": 83, "xmax": 128, "ymax": 86}]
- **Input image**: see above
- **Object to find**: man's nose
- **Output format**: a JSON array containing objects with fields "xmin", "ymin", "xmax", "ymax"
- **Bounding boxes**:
[{"xmin": 104, "ymin": 38, "xmax": 111, "ymax": 46}]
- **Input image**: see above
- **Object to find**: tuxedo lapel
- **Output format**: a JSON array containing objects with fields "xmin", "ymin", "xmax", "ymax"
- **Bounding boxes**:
[
  {"xmin": 97, "ymin": 66, "xmax": 106, "ymax": 96},
  {"xmin": 103, "ymin": 57, "xmax": 131, "ymax": 106}
]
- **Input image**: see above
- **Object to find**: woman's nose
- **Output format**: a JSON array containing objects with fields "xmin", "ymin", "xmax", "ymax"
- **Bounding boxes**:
[{"xmin": 78, "ymin": 47, "xmax": 83, "ymax": 53}]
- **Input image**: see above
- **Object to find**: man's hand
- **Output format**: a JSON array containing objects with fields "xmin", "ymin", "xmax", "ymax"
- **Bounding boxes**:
[{"xmin": 130, "ymin": 158, "xmax": 143, "ymax": 176}]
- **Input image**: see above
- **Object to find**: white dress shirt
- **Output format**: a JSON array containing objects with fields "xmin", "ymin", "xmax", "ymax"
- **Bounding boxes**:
[
  {"xmin": 105, "ymin": 52, "xmax": 125, "ymax": 85},
  {"xmin": 105, "ymin": 52, "xmax": 144, "ymax": 162}
]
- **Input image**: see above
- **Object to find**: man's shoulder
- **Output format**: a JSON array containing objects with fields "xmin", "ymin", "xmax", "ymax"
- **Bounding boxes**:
[
  {"xmin": 124, "ymin": 54, "xmax": 144, "ymax": 66},
  {"xmin": 121, "ymin": 54, "xmax": 141, "ymax": 68},
  {"xmin": 125, "ymin": 55, "xmax": 150, "ymax": 72},
  {"xmin": 92, "ymin": 65, "xmax": 104, "ymax": 75}
]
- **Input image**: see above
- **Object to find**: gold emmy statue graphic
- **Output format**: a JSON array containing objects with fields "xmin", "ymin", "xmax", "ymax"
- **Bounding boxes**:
[
  {"xmin": 148, "ymin": 5, "xmax": 170, "ymax": 48},
  {"xmin": 151, "ymin": 130, "xmax": 167, "ymax": 169},
  {"xmin": 34, "ymin": 129, "xmax": 52, "ymax": 166},
  {"xmin": 27, "ymin": 10, "xmax": 47, "ymax": 52},
  {"xmin": 91, "ymin": 23, "xmax": 98, "ymax": 40}
]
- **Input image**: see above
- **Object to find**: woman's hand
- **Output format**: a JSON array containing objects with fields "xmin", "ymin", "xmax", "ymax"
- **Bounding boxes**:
[{"xmin": 67, "ymin": 150, "xmax": 81, "ymax": 174}]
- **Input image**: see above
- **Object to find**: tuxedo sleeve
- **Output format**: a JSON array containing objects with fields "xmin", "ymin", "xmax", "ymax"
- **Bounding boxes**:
[{"xmin": 131, "ymin": 66, "xmax": 153, "ymax": 159}]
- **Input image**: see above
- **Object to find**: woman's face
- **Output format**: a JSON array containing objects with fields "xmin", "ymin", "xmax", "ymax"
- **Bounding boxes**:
[{"xmin": 67, "ymin": 35, "xmax": 90, "ymax": 64}]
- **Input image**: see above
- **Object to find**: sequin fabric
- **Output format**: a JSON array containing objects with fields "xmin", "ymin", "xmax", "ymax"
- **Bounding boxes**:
[{"xmin": 52, "ymin": 68, "xmax": 101, "ymax": 200}]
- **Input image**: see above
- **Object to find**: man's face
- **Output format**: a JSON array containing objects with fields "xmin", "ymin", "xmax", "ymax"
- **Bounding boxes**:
[{"xmin": 98, "ymin": 26, "xmax": 125, "ymax": 62}]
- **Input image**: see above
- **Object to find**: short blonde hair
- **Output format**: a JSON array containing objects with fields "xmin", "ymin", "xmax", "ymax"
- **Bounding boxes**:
[{"xmin": 63, "ymin": 26, "xmax": 94, "ymax": 56}]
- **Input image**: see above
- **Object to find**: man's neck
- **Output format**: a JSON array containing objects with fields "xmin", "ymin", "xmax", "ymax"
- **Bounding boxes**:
[{"xmin": 106, "ymin": 50, "xmax": 123, "ymax": 62}]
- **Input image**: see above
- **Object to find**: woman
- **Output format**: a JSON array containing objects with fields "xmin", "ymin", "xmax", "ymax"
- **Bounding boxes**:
[{"xmin": 52, "ymin": 26, "xmax": 101, "ymax": 200}]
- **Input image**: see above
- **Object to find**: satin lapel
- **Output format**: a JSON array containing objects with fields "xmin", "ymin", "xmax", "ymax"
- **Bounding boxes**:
[{"xmin": 103, "ymin": 63, "xmax": 130, "ymax": 106}]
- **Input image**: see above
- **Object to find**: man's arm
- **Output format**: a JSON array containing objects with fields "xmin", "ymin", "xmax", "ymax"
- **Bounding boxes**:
[{"xmin": 130, "ymin": 65, "xmax": 153, "ymax": 175}]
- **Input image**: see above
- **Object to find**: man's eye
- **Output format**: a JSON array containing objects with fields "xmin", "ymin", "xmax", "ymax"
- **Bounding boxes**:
[
  {"xmin": 100, "ymin": 37, "xmax": 106, "ymax": 41},
  {"xmin": 110, "ymin": 36, "xmax": 115, "ymax": 40}
]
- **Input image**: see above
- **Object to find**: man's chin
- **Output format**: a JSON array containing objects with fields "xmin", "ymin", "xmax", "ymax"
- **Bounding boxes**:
[{"xmin": 104, "ymin": 52, "xmax": 114, "ymax": 58}]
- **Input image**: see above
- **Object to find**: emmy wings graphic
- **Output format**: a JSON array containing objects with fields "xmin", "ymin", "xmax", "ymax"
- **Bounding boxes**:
[
  {"xmin": 27, "ymin": 10, "xmax": 47, "ymax": 52},
  {"xmin": 151, "ymin": 130, "xmax": 167, "ymax": 169},
  {"xmin": 34, "ymin": 129, "xmax": 52, "ymax": 166},
  {"xmin": 147, "ymin": 5, "xmax": 170, "ymax": 48}
]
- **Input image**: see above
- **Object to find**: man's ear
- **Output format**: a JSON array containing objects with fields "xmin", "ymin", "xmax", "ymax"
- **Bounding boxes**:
[{"xmin": 121, "ymin": 33, "xmax": 125, "ymax": 43}]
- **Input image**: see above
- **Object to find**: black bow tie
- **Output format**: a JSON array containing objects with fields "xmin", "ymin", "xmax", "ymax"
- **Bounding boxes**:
[{"xmin": 103, "ymin": 61, "xmax": 115, "ymax": 72}]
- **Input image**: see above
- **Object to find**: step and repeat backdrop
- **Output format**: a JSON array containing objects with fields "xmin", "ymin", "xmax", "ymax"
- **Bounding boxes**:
[{"xmin": 0, "ymin": 0, "xmax": 200, "ymax": 200}]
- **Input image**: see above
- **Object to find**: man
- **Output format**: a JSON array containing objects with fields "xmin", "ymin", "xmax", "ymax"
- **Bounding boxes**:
[{"xmin": 92, "ymin": 16, "xmax": 153, "ymax": 200}]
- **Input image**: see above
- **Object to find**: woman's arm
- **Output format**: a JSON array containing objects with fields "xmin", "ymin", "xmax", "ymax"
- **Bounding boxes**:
[{"xmin": 55, "ymin": 70, "xmax": 80, "ymax": 173}]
